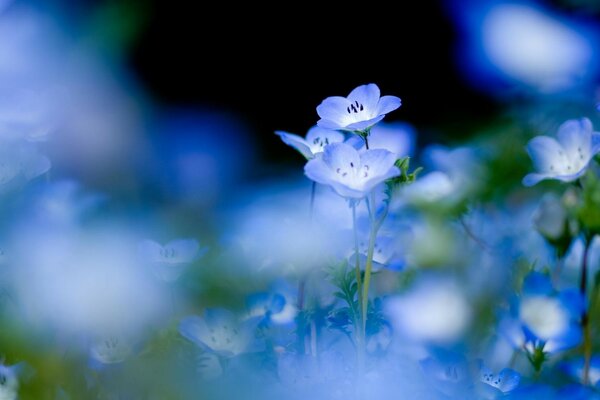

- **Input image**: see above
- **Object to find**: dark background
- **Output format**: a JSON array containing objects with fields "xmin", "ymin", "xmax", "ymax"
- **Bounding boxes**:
[{"xmin": 49, "ymin": 0, "xmax": 600, "ymax": 163}]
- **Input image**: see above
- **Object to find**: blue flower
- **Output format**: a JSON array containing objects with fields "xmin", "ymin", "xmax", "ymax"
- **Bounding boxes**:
[
  {"xmin": 562, "ymin": 356, "xmax": 600, "ymax": 387},
  {"xmin": 179, "ymin": 308, "xmax": 262, "ymax": 357},
  {"xmin": 275, "ymin": 126, "xmax": 344, "ymax": 159},
  {"xmin": 304, "ymin": 142, "xmax": 400, "ymax": 199},
  {"xmin": 500, "ymin": 272, "xmax": 583, "ymax": 354},
  {"xmin": 89, "ymin": 334, "xmax": 133, "ymax": 365},
  {"xmin": 0, "ymin": 364, "xmax": 19, "ymax": 400},
  {"xmin": 316, "ymin": 84, "xmax": 401, "ymax": 132},
  {"xmin": 246, "ymin": 290, "xmax": 297, "ymax": 326},
  {"xmin": 523, "ymin": 118, "xmax": 600, "ymax": 186},
  {"xmin": 479, "ymin": 362, "xmax": 520, "ymax": 394},
  {"xmin": 139, "ymin": 238, "xmax": 206, "ymax": 282}
]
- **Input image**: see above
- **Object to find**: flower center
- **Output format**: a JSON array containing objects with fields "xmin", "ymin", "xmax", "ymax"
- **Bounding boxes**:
[
  {"xmin": 334, "ymin": 162, "xmax": 370, "ymax": 179},
  {"xmin": 346, "ymin": 100, "xmax": 364, "ymax": 114},
  {"xmin": 312, "ymin": 136, "xmax": 330, "ymax": 149}
]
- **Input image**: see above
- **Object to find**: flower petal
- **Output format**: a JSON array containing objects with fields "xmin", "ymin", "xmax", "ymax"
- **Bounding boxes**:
[
  {"xmin": 526, "ymin": 136, "xmax": 568, "ymax": 174},
  {"xmin": 376, "ymin": 95, "xmax": 402, "ymax": 115},
  {"xmin": 556, "ymin": 118, "xmax": 592, "ymax": 161},
  {"xmin": 322, "ymin": 142, "xmax": 361, "ymax": 172},
  {"xmin": 165, "ymin": 238, "xmax": 203, "ymax": 263},
  {"xmin": 346, "ymin": 115, "xmax": 385, "ymax": 131},
  {"xmin": 275, "ymin": 131, "xmax": 313, "ymax": 159},
  {"xmin": 316, "ymin": 96, "xmax": 351, "ymax": 127},
  {"xmin": 179, "ymin": 315, "xmax": 210, "ymax": 348},
  {"xmin": 348, "ymin": 83, "xmax": 380, "ymax": 111},
  {"xmin": 305, "ymin": 126, "xmax": 345, "ymax": 151},
  {"xmin": 360, "ymin": 148, "xmax": 398, "ymax": 177},
  {"xmin": 592, "ymin": 132, "xmax": 600, "ymax": 155}
]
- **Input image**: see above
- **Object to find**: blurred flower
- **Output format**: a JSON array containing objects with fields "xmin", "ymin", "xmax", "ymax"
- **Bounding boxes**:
[
  {"xmin": 138, "ymin": 238, "xmax": 206, "ymax": 282},
  {"xmin": 500, "ymin": 272, "xmax": 582, "ymax": 354},
  {"xmin": 533, "ymin": 193, "xmax": 568, "ymax": 242},
  {"xmin": 401, "ymin": 171, "xmax": 454, "ymax": 204},
  {"xmin": 523, "ymin": 118, "xmax": 600, "ymax": 186},
  {"xmin": 346, "ymin": 121, "xmax": 415, "ymax": 157},
  {"xmin": 450, "ymin": 1, "xmax": 598, "ymax": 93},
  {"xmin": 562, "ymin": 356, "xmax": 600, "ymax": 387},
  {"xmin": 196, "ymin": 352, "xmax": 223, "ymax": 381},
  {"xmin": 304, "ymin": 143, "xmax": 400, "ymax": 199},
  {"xmin": 179, "ymin": 309, "xmax": 262, "ymax": 357},
  {"xmin": 275, "ymin": 126, "xmax": 344, "ymax": 159},
  {"xmin": 316, "ymin": 83, "xmax": 401, "ymax": 132},
  {"xmin": 419, "ymin": 352, "xmax": 472, "ymax": 399},
  {"xmin": 9, "ymin": 226, "xmax": 168, "ymax": 337},
  {"xmin": 246, "ymin": 285, "xmax": 297, "ymax": 326},
  {"xmin": 478, "ymin": 362, "xmax": 520, "ymax": 394},
  {"xmin": 350, "ymin": 230, "xmax": 406, "ymax": 272},
  {"xmin": 89, "ymin": 334, "xmax": 133, "ymax": 365},
  {"xmin": 385, "ymin": 276, "xmax": 472, "ymax": 344},
  {"xmin": 0, "ymin": 138, "xmax": 49, "ymax": 189},
  {"xmin": 0, "ymin": 363, "xmax": 19, "ymax": 400}
]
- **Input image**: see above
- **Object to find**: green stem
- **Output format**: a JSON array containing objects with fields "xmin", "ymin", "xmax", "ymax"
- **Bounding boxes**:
[
  {"xmin": 580, "ymin": 236, "xmax": 591, "ymax": 385},
  {"xmin": 351, "ymin": 201, "xmax": 365, "ymax": 380}
]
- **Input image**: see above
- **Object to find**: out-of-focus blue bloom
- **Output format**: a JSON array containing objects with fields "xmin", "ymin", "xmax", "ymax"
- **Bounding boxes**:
[
  {"xmin": 196, "ymin": 352, "xmax": 223, "ymax": 381},
  {"xmin": 349, "ymin": 229, "xmax": 406, "ymax": 272},
  {"xmin": 0, "ymin": 138, "xmax": 49, "ymax": 189},
  {"xmin": 562, "ymin": 356, "xmax": 600, "ymax": 387},
  {"xmin": 449, "ymin": 1, "xmax": 599, "ymax": 94},
  {"xmin": 89, "ymin": 334, "xmax": 133, "ymax": 366},
  {"xmin": 138, "ymin": 238, "xmax": 206, "ymax": 282},
  {"xmin": 0, "ymin": 363, "xmax": 20, "ymax": 400},
  {"xmin": 478, "ymin": 361, "xmax": 520, "ymax": 394},
  {"xmin": 246, "ymin": 288, "xmax": 297, "ymax": 326},
  {"xmin": 401, "ymin": 171, "xmax": 455, "ymax": 204},
  {"xmin": 316, "ymin": 84, "xmax": 401, "ymax": 132},
  {"xmin": 346, "ymin": 121, "xmax": 415, "ymax": 157},
  {"xmin": 385, "ymin": 276, "xmax": 472, "ymax": 344},
  {"xmin": 523, "ymin": 118, "xmax": 600, "ymax": 186},
  {"xmin": 179, "ymin": 309, "xmax": 262, "ymax": 358},
  {"xmin": 500, "ymin": 272, "xmax": 582, "ymax": 354},
  {"xmin": 275, "ymin": 126, "xmax": 344, "ymax": 159},
  {"xmin": 533, "ymin": 193, "xmax": 568, "ymax": 241},
  {"xmin": 304, "ymin": 143, "xmax": 400, "ymax": 199},
  {"xmin": 419, "ymin": 352, "xmax": 472, "ymax": 399}
]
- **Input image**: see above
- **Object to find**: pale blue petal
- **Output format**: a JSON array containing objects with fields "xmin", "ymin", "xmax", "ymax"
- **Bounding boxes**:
[
  {"xmin": 522, "ymin": 173, "xmax": 547, "ymax": 186},
  {"xmin": 322, "ymin": 142, "xmax": 361, "ymax": 171},
  {"xmin": 361, "ymin": 166, "xmax": 401, "ymax": 194},
  {"xmin": 346, "ymin": 115, "xmax": 385, "ymax": 131},
  {"xmin": 347, "ymin": 83, "xmax": 380, "ymax": 111},
  {"xmin": 360, "ymin": 149, "xmax": 398, "ymax": 177},
  {"xmin": 376, "ymin": 95, "xmax": 402, "ymax": 115},
  {"xmin": 204, "ymin": 308, "xmax": 236, "ymax": 326},
  {"xmin": 316, "ymin": 96, "xmax": 350, "ymax": 124},
  {"xmin": 556, "ymin": 118, "xmax": 593, "ymax": 160},
  {"xmin": 275, "ymin": 131, "xmax": 313, "ymax": 158},
  {"xmin": 526, "ymin": 136, "xmax": 566, "ymax": 173},
  {"xmin": 305, "ymin": 126, "xmax": 344, "ymax": 146},
  {"xmin": 496, "ymin": 369, "xmax": 521, "ymax": 392},
  {"xmin": 179, "ymin": 315, "xmax": 209, "ymax": 348},
  {"xmin": 316, "ymin": 118, "xmax": 345, "ymax": 130},
  {"xmin": 304, "ymin": 157, "xmax": 335, "ymax": 186},
  {"xmin": 138, "ymin": 239, "xmax": 163, "ymax": 262},
  {"xmin": 165, "ymin": 238, "xmax": 201, "ymax": 262}
]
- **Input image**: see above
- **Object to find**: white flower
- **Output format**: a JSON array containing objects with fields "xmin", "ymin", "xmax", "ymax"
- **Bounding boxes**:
[
  {"xmin": 523, "ymin": 118, "xmax": 600, "ymax": 186},
  {"xmin": 304, "ymin": 142, "xmax": 400, "ymax": 199},
  {"xmin": 139, "ymin": 238, "xmax": 206, "ymax": 282},
  {"xmin": 275, "ymin": 126, "xmax": 344, "ymax": 159},
  {"xmin": 316, "ymin": 83, "xmax": 401, "ymax": 132}
]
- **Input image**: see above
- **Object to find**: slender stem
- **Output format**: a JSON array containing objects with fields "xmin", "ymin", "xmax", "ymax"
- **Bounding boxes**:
[
  {"xmin": 580, "ymin": 236, "xmax": 591, "ymax": 385},
  {"xmin": 351, "ymin": 201, "xmax": 365, "ymax": 380},
  {"xmin": 364, "ymin": 135, "xmax": 369, "ymax": 150},
  {"xmin": 351, "ymin": 202, "xmax": 364, "ymax": 329},
  {"xmin": 361, "ymin": 193, "xmax": 378, "ymax": 335}
]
